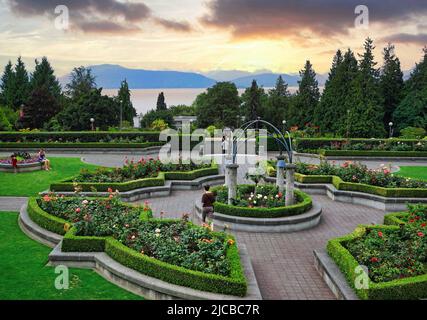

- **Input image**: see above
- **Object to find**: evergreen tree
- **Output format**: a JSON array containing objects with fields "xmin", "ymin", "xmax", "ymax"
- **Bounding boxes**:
[
  {"xmin": 195, "ymin": 82, "xmax": 241, "ymax": 128},
  {"xmin": 290, "ymin": 60, "xmax": 320, "ymax": 127},
  {"xmin": 242, "ymin": 80, "xmax": 266, "ymax": 121},
  {"xmin": 0, "ymin": 61, "xmax": 15, "ymax": 108},
  {"xmin": 30, "ymin": 57, "xmax": 62, "ymax": 98},
  {"xmin": 263, "ymin": 76, "xmax": 290, "ymax": 128},
  {"xmin": 18, "ymin": 87, "xmax": 60, "ymax": 129},
  {"xmin": 315, "ymin": 49, "xmax": 358, "ymax": 134},
  {"xmin": 156, "ymin": 92, "xmax": 167, "ymax": 111},
  {"xmin": 117, "ymin": 79, "xmax": 136, "ymax": 125},
  {"xmin": 65, "ymin": 66, "xmax": 96, "ymax": 99},
  {"xmin": 345, "ymin": 38, "xmax": 385, "ymax": 138},
  {"xmin": 380, "ymin": 43, "xmax": 404, "ymax": 131},
  {"xmin": 393, "ymin": 47, "xmax": 427, "ymax": 132},
  {"xmin": 12, "ymin": 56, "xmax": 30, "ymax": 110}
]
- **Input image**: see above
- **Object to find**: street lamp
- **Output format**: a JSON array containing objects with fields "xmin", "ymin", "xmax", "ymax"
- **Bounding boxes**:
[
  {"xmin": 389, "ymin": 122, "xmax": 394, "ymax": 138},
  {"xmin": 90, "ymin": 118, "xmax": 95, "ymax": 131}
]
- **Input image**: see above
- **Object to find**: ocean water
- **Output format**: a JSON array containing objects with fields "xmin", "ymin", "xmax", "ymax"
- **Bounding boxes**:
[{"xmin": 103, "ymin": 87, "xmax": 299, "ymax": 115}]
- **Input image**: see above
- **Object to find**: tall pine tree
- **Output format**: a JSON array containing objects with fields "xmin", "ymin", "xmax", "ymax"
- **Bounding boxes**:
[
  {"xmin": 242, "ymin": 80, "xmax": 266, "ymax": 121},
  {"xmin": 345, "ymin": 38, "xmax": 385, "ymax": 138},
  {"xmin": 117, "ymin": 79, "xmax": 136, "ymax": 125},
  {"xmin": 263, "ymin": 76, "xmax": 290, "ymax": 128},
  {"xmin": 156, "ymin": 92, "xmax": 167, "ymax": 111},
  {"xmin": 290, "ymin": 60, "xmax": 320, "ymax": 127},
  {"xmin": 13, "ymin": 56, "xmax": 30, "ymax": 110},
  {"xmin": 0, "ymin": 61, "xmax": 15, "ymax": 108},
  {"xmin": 380, "ymin": 43, "xmax": 404, "ymax": 131},
  {"xmin": 30, "ymin": 57, "xmax": 62, "ymax": 98},
  {"xmin": 393, "ymin": 47, "xmax": 427, "ymax": 132},
  {"xmin": 65, "ymin": 66, "xmax": 96, "ymax": 99}
]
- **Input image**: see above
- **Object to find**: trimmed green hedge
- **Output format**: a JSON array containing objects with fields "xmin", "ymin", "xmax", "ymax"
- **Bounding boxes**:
[
  {"xmin": 327, "ymin": 224, "xmax": 427, "ymax": 300},
  {"xmin": 319, "ymin": 150, "xmax": 427, "ymax": 157},
  {"xmin": 213, "ymin": 189, "xmax": 312, "ymax": 218},
  {"xmin": 29, "ymin": 199, "xmax": 247, "ymax": 297},
  {"xmin": 50, "ymin": 163, "xmax": 219, "ymax": 193},
  {"xmin": 0, "ymin": 142, "xmax": 164, "ymax": 149},
  {"xmin": 27, "ymin": 197, "xmax": 69, "ymax": 235},
  {"xmin": 383, "ymin": 212, "xmax": 409, "ymax": 226}
]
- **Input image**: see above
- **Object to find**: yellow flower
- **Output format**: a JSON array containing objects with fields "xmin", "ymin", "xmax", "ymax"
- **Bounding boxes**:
[
  {"xmin": 63, "ymin": 223, "xmax": 71, "ymax": 232},
  {"xmin": 227, "ymin": 239, "xmax": 235, "ymax": 246}
]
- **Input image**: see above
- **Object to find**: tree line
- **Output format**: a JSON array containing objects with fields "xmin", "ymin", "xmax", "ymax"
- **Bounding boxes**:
[
  {"xmin": 0, "ymin": 57, "xmax": 136, "ymax": 131},
  {"xmin": 194, "ymin": 38, "xmax": 426, "ymax": 138}
]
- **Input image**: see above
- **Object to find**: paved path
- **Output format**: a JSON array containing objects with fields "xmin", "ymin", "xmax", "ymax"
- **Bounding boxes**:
[{"xmin": 0, "ymin": 197, "xmax": 28, "ymax": 211}]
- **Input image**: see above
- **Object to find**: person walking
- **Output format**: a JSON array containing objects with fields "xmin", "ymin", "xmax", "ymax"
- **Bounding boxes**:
[{"xmin": 201, "ymin": 185, "xmax": 215, "ymax": 224}]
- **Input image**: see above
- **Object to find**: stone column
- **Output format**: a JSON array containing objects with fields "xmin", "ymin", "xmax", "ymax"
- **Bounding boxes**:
[
  {"xmin": 226, "ymin": 163, "xmax": 239, "ymax": 205},
  {"xmin": 285, "ymin": 164, "xmax": 296, "ymax": 206},
  {"xmin": 276, "ymin": 155, "xmax": 285, "ymax": 193}
]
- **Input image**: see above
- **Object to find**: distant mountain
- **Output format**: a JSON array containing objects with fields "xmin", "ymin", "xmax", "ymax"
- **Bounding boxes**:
[
  {"xmin": 204, "ymin": 69, "xmax": 272, "ymax": 82},
  {"xmin": 59, "ymin": 64, "xmax": 216, "ymax": 89}
]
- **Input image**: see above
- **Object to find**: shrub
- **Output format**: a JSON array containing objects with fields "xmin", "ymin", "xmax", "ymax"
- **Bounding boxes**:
[{"xmin": 400, "ymin": 127, "xmax": 426, "ymax": 139}]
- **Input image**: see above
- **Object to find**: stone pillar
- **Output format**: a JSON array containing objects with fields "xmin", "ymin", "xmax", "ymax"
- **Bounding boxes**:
[
  {"xmin": 285, "ymin": 164, "xmax": 296, "ymax": 206},
  {"xmin": 276, "ymin": 155, "xmax": 285, "ymax": 193},
  {"xmin": 226, "ymin": 163, "xmax": 239, "ymax": 205}
]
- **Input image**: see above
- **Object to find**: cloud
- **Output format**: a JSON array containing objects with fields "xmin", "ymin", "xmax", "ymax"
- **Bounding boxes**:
[
  {"xmin": 200, "ymin": 0, "xmax": 427, "ymax": 40},
  {"xmin": 381, "ymin": 33, "xmax": 427, "ymax": 45},
  {"xmin": 6, "ymin": 0, "xmax": 191, "ymax": 34}
]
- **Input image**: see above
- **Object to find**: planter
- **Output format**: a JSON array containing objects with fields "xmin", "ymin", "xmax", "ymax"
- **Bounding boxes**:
[{"xmin": 0, "ymin": 161, "xmax": 43, "ymax": 173}]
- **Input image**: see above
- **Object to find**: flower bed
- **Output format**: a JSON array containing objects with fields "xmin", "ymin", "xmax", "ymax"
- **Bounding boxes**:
[
  {"xmin": 267, "ymin": 161, "xmax": 427, "ymax": 198},
  {"xmin": 50, "ymin": 158, "xmax": 219, "ymax": 192},
  {"xmin": 211, "ymin": 184, "xmax": 312, "ymax": 218},
  {"xmin": 327, "ymin": 204, "xmax": 427, "ymax": 300},
  {"xmin": 0, "ymin": 152, "xmax": 40, "ymax": 165},
  {"xmin": 27, "ymin": 192, "xmax": 247, "ymax": 296}
]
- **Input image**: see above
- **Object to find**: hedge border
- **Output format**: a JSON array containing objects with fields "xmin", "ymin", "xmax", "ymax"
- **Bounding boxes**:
[
  {"xmin": 212, "ymin": 187, "xmax": 313, "ymax": 219},
  {"xmin": 29, "ymin": 198, "xmax": 247, "ymax": 297},
  {"xmin": 266, "ymin": 163, "xmax": 427, "ymax": 198},
  {"xmin": 319, "ymin": 150, "xmax": 427, "ymax": 157},
  {"xmin": 50, "ymin": 163, "xmax": 219, "ymax": 193},
  {"xmin": 327, "ymin": 224, "xmax": 427, "ymax": 300},
  {"xmin": 0, "ymin": 142, "xmax": 164, "ymax": 149}
]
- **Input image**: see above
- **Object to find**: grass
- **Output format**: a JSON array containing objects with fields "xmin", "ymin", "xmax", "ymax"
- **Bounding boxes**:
[
  {"xmin": 0, "ymin": 157, "xmax": 99, "ymax": 196},
  {"xmin": 0, "ymin": 211, "xmax": 142, "ymax": 300},
  {"xmin": 395, "ymin": 166, "xmax": 427, "ymax": 181}
]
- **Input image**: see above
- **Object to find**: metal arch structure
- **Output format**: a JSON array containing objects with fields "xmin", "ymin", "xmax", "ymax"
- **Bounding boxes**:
[{"xmin": 230, "ymin": 119, "xmax": 293, "ymax": 165}]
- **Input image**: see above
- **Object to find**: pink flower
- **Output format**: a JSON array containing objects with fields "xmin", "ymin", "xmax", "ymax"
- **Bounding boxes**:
[
  {"xmin": 417, "ymin": 232, "xmax": 424, "ymax": 237},
  {"xmin": 378, "ymin": 231, "xmax": 383, "ymax": 238},
  {"xmin": 75, "ymin": 208, "xmax": 81, "ymax": 213}
]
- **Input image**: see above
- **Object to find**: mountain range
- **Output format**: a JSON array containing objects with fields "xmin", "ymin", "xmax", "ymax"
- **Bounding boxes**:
[{"xmin": 59, "ymin": 64, "xmax": 329, "ymax": 90}]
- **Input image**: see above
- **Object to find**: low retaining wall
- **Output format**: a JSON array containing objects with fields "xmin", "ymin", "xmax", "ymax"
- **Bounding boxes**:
[
  {"xmin": 265, "ymin": 176, "xmax": 427, "ymax": 211},
  {"xmin": 44, "ymin": 174, "xmax": 225, "ymax": 202},
  {"xmin": 0, "ymin": 161, "xmax": 43, "ymax": 173},
  {"xmin": 195, "ymin": 202, "xmax": 322, "ymax": 233},
  {"xmin": 19, "ymin": 203, "xmax": 262, "ymax": 300},
  {"xmin": 313, "ymin": 249, "xmax": 359, "ymax": 300}
]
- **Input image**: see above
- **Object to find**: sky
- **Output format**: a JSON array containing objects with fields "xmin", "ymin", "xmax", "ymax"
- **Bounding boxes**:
[{"xmin": 0, "ymin": 0, "xmax": 426, "ymax": 77}]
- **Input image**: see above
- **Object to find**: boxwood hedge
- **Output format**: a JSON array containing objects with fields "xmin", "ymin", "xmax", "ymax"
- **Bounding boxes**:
[
  {"xmin": 327, "ymin": 224, "xmax": 427, "ymax": 300},
  {"xmin": 213, "ymin": 189, "xmax": 312, "ymax": 218},
  {"xmin": 50, "ymin": 163, "xmax": 219, "ymax": 193},
  {"xmin": 0, "ymin": 142, "xmax": 164, "ymax": 149},
  {"xmin": 29, "ymin": 198, "xmax": 247, "ymax": 297},
  {"xmin": 319, "ymin": 150, "xmax": 427, "ymax": 157}
]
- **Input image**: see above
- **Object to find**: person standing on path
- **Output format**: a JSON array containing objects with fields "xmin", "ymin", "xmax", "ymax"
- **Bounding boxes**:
[{"xmin": 201, "ymin": 185, "xmax": 215, "ymax": 224}]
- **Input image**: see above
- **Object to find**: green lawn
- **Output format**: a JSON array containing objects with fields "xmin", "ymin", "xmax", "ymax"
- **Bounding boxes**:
[
  {"xmin": 395, "ymin": 166, "xmax": 427, "ymax": 181},
  {"xmin": 0, "ymin": 211, "xmax": 142, "ymax": 300},
  {"xmin": 0, "ymin": 157, "xmax": 99, "ymax": 196}
]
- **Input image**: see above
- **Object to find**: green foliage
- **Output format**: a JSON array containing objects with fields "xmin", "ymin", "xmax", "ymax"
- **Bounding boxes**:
[
  {"xmin": 399, "ymin": 127, "xmax": 426, "ymax": 139},
  {"xmin": 156, "ymin": 92, "xmax": 167, "ymax": 111},
  {"xmin": 12, "ymin": 57, "xmax": 30, "ymax": 111},
  {"xmin": 393, "ymin": 48, "xmax": 427, "ymax": 133},
  {"xmin": 56, "ymin": 88, "xmax": 120, "ymax": 131},
  {"xmin": 0, "ymin": 61, "xmax": 15, "ymax": 108},
  {"xmin": 18, "ymin": 87, "xmax": 61, "ymax": 129},
  {"xmin": 140, "ymin": 109, "xmax": 174, "ymax": 129},
  {"xmin": 168, "ymin": 104, "xmax": 196, "ymax": 116},
  {"xmin": 241, "ymin": 80, "xmax": 267, "ymax": 121},
  {"xmin": 195, "ymin": 82, "xmax": 241, "ymax": 128},
  {"xmin": 65, "ymin": 66, "xmax": 96, "ymax": 99},
  {"xmin": 30, "ymin": 57, "xmax": 62, "ymax": 99},
  {"xmin": 380, "ymin": 44, "xmax": 404, "ymax": 131},
  {"xmin": 150, "ymin": 119, "xmax": 168, "ymax": 131},
  {"xmin": 262, "ymin": 76, "xmax": 291, "ymax": 128},
  {"xmin": 345, "ymin": 38, "xmax": 385, "ymax": 138},
  {"xmin": 289, "ymin": 60, "xmax": 320, "ymax": 127},
  {"xmin": 117, "ymin": 79, "xmax": 136, "ymax": 125},
  {"xmin": 0, "ymin": 106, "xmax": 14, "ymax": 131}
]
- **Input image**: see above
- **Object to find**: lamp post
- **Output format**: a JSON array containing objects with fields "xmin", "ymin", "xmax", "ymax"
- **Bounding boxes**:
[
  {"xmin": 90, "ymin": 118, "xmax": 95, "ymax": 131},
  {"xmin": 389, "ymin": 122, "xmax": 394, "ymax": 138}
]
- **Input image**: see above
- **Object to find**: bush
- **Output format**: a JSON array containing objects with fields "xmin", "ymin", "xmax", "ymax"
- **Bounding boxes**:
[
  {"xmin": 212, "ymin": 187, "xmax": 312, "ymax": 218},
  {"xmin": 150, "ymin": 119, "xmax": 168, "ymax": 131},
  {"xmin": 400, "ymin": 127, "xmax": 426, "ymax": 139}
]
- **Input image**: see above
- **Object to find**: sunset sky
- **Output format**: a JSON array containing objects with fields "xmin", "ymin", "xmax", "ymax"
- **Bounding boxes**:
[{"xmin": 1, "ymin": 0, "xmax": 427, "ymax": 76}]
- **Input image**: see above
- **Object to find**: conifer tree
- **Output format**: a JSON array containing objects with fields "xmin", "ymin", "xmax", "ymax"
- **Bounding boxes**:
[
  {"xmin": 0, "ymin": 61, "xmax": 15, "ymax": 108},
  {"xmin": 156, "ymin": 92, "xmax": 167, "ymax": 111},
  {"xmin": 12, "ymin": 56, "xmax": 30, "ymax": 110},
  {"xmin": 30, "ymin": 57, "xmax": 62, "ymax": 98},
  {"xmin": 117, "ymin": 79, "xmax": 136, "ymax": 125}
]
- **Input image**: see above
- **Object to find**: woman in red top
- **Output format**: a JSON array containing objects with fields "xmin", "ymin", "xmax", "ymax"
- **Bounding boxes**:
[{"xmin": 11, "ymin": 155, "xmax": 18, "ymax": 173}]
